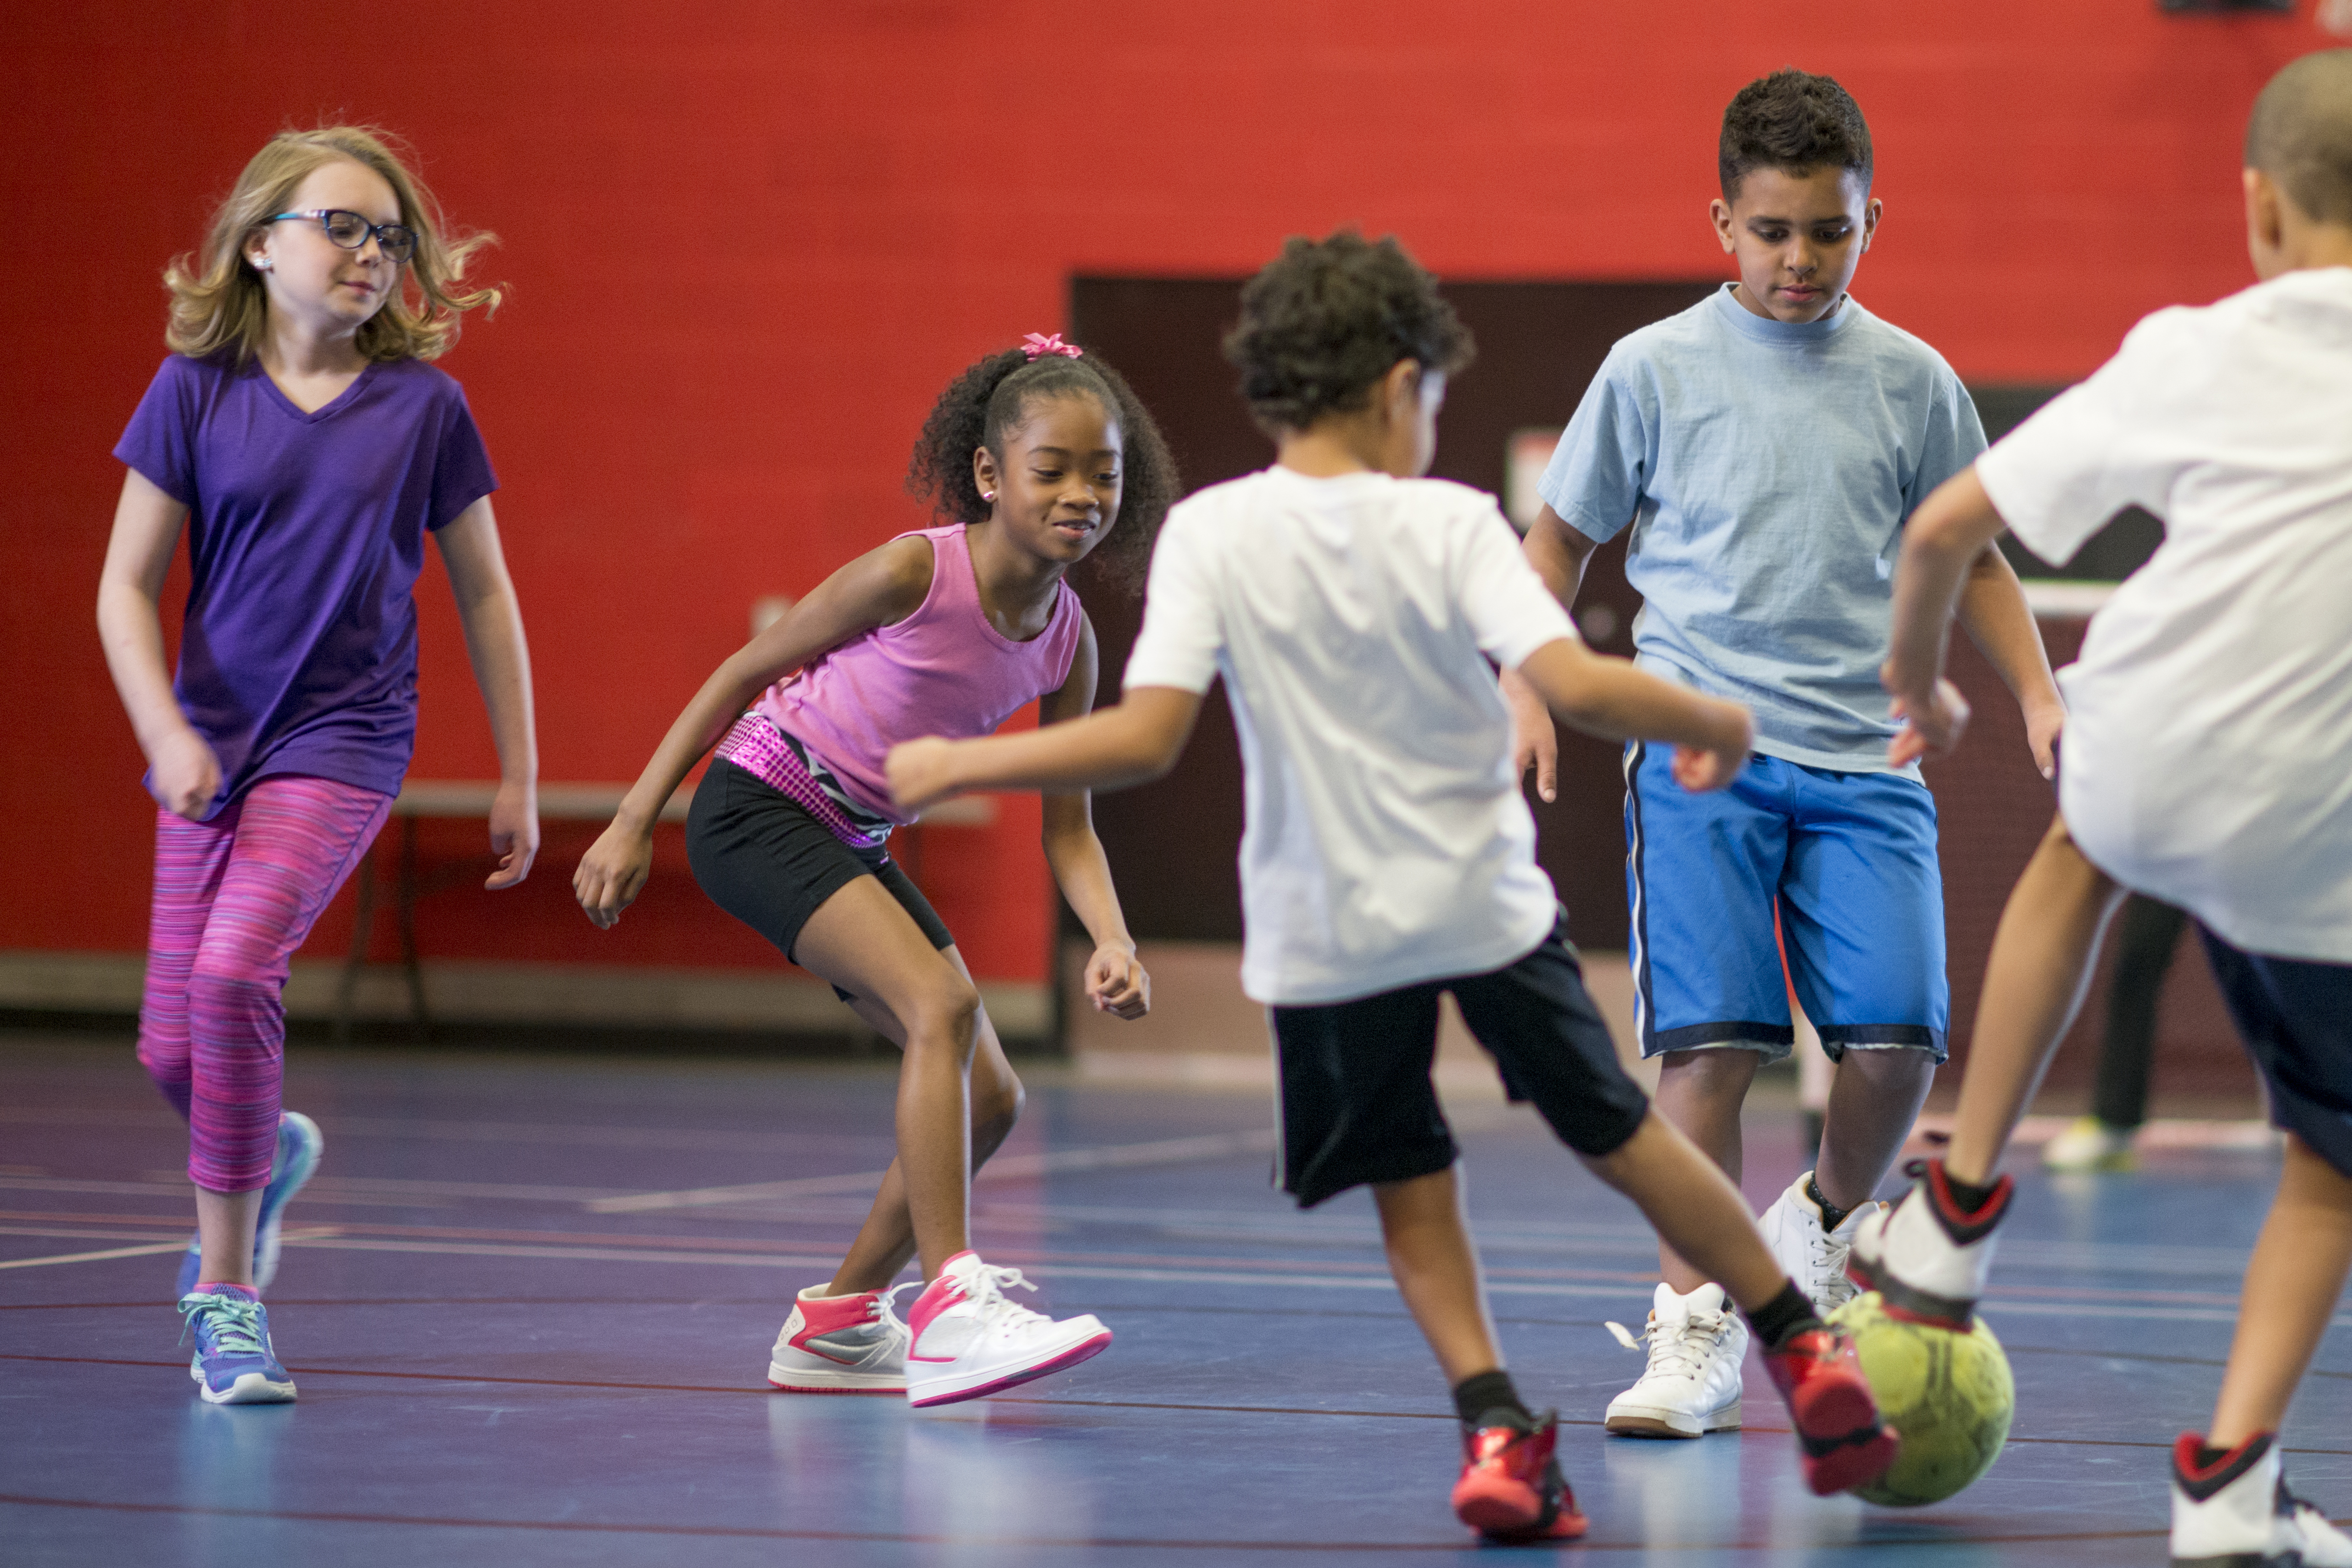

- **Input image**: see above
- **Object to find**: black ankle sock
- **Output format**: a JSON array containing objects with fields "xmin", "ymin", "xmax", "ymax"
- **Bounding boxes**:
[
  {"xmin": 1452, "ymin": 1369, "xmax": 1531, "ymax": 1427},
  {"xmin": 1742, "ymin": 1282, "xmax": 1822, "ymax": 1352},
  {"xmin": 1942, "ymin": 1170, "xmax": 1998, "ymax": 1212},
  {"xmin": 1804, "ymin": 1172, "xmax": 1853, "ymax": 1234}
]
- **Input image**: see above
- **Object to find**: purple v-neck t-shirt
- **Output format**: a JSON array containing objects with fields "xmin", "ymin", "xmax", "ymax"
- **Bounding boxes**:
[{"xmin": 114, "ymin": 354, "xmax": 498, "ymax": 820}]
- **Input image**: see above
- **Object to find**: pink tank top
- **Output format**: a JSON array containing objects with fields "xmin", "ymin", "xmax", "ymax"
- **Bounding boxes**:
[{"xmin": 739, "ymin": 524, "xmax": 1084, "ymax": 827}]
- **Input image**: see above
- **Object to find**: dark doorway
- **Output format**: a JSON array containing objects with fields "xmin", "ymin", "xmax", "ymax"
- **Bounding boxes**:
[{"xmin": 1068, "ymin": 277, "xmax": 1720, "ymax": 947}]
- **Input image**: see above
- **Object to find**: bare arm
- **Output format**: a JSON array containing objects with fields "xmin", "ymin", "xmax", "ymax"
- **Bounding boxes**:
[
  {"xmin": 1504, "ymin": 504, "xmax": 1608, "ymax": 802},
  {"xmin": 1882, "ymin": 466, "xmax": 2026, "ymax": 769},
  {"xmin": 95, "ymin": 469, "xmax": 216, "ymax": 819},
  {"xmin": 436, "ymin": 499, "xmax": 541, "ymax": 888},
  {"xmin": 572, "ymin": 535, "xmax": 936, "ymax": 928},
  {"xmin": 1035, "ymin": 617, "xmax": 1148, "ymax": 1021},
  {"xmin": 1951, "ymin": 526, "xmax": 2065, "ymax": 780},
  {"xmin": 888, "ymin": 686, "xmax": 1203, "ymax": 810},
  {"xmin": 1514, "ymin": 635, "xmax": 1753, "ymax": 792}
]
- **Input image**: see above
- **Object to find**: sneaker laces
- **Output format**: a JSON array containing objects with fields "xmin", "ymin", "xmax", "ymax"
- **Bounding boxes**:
[
  {"xmin": 959, "ymin": 1262, "xmax": 1052, "ymax": 1328},
  {"xmin": 1604, "ymin": 1307, "xmax": 1731, "ymax": 1382},
  {"xmin": 874, "ymin": 1281, "xmax": 919, "ymax": 1336},
  {"xmin": 178, "ymin": 1293, "xmax": 267, "ymax": 1356},
  {"xmin": 1808, "ymin": 1227, "xmax": 1860, "ymax": 1308}
]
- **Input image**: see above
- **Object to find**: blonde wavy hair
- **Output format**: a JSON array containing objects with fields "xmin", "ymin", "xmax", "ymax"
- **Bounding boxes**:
[{"xmin": 164, "ymin": 126, "xmax": 500, "ymax": 364}]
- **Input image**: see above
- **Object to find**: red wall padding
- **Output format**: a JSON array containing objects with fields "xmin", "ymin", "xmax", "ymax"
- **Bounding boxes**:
[{"xmin": 0, "ymin": 2, "xmax": 2328, "ymax": 982}]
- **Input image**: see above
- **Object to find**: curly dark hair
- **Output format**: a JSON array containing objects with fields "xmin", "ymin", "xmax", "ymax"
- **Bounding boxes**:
[
  {"xmin": 905, "ymin": 344, "xmax": 1178, "ymax": 593},
  {"xmin": 1719, "ymin": 69, "xmax": 1872, "ymax": 200},
  {"xmin": 1222, "ymin": 230, "xmax": 1475, "ymax": 434}
]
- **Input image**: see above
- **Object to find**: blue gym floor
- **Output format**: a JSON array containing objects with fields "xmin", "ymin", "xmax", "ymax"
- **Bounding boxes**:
[{"xmin": 3, "ymin": 1034, "xmax": 2345, "ymax": 1566}]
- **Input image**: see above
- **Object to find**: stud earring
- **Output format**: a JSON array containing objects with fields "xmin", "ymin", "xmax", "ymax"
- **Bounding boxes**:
[{"xmin": 980, "ymin": 490, "xmax": 995, "ymax": 502}]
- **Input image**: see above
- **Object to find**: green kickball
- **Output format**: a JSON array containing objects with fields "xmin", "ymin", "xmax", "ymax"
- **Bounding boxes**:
[{"xmin": 1825, "ymin": 1290, "xmax": 2014, "ymax": 1507}]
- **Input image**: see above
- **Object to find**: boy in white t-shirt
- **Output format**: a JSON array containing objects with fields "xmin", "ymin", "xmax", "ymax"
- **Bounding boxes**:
[
  {"xmin": 1860, "ymin": 50, "xmax": 2352, "ymax": 1568},
  {"xmin": 886, "ymin": 231, "xmax": 1898, "ymax": 1540}
]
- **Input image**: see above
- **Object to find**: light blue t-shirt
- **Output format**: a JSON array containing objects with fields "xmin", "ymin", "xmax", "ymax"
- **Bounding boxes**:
[{"xmin": 1538, "ymin": 285, "xmax": 1986, "ymax": 775}]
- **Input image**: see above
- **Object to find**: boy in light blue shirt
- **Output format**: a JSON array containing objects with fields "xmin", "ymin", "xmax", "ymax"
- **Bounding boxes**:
[{"xmin": 1510, "ymin": 68, "xmax": 2064, "ymax": 1438}]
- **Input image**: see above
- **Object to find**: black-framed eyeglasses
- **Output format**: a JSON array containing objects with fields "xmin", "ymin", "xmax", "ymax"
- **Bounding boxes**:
[{"xmin": 264, "ymin": 209, "xmax": 418, "ymax": 263}]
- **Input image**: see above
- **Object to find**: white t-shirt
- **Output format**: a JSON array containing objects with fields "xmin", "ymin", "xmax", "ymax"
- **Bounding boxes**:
[
  {"xmin": 1123, "ymin": 466, "xmax": 1578, "ymax": 1004},
  {"xmin": 1977, "ymin": 268, "xmax": 2352, "ymax": 964}
]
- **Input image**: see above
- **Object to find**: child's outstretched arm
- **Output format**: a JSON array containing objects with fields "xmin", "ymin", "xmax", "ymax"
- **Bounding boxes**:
[
  {"xmin": 572, "ymin": 535, "xmax": 936, "ymax": 928},
  {"xmin": 1500, "ymin": 504, "xmax": 1607, "ymax": 803},
  {"xmin": 1883, "ymin": 466, "xmax": 2025, "ymax": 769},
  {"xmin": 886, "ymin": 687, "xmax": 1203, "ymax": 813},
  {"xmin": 1513, "ymin": 635, "xmax": 1753, "ymax": 792},
  {"xmin": 1947, "ymin": 504, "xmax": 2066, "ymax": 780},
  {"xmin": 95, "ymin": 470, "xmax": 216, "ymax": 820},
  {"xmin": 1034, "ymin": 618, "xmax": 1149, "ymax": 1021},
  {"xmin": 438, "ymin": 499, "xmax": 541, "ymax": 889}
]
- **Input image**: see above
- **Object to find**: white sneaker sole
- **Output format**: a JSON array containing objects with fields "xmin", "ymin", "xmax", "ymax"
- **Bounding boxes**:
[
  {"xmin": 1605, "ymin": 1397, "xmax": 1741, "ymax": 1438},
  {"xmin": 767, "ymin": 1355, "xmax": 905, "ymax": 1394},
  {"xmin": 905, "ymin": 1323, "xmax": 1111, "ymax": 1408},
  {"xmin": 190, "ymin": 1362, "xmax": 296, "ymax": 1405}
]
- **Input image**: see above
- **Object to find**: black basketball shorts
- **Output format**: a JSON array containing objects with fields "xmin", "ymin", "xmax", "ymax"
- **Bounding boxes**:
[{"xmin": 1269, "ymin": 915, "xmax": 1650, "ymax": 1208}]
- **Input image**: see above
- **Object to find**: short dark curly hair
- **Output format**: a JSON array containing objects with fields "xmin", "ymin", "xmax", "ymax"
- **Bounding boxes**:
[
  {"xmin": 905, "ymin": 344, "xmax": 1179, "ymax": 593},
  {"xmin": 1720, "ymin": 69, "xmax": 1872, "ymax": 200},
  {"xmin": 1223, "ymin": 230, "xmax": 1475, "ymax": 434}
]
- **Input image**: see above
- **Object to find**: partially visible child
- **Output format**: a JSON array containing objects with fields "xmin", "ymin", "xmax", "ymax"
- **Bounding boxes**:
[
  {"xmin": 1864, "ymin": 49, "xmax": 2352, "ymax": 1568},
  {"xmin": 97, "ymin": 127, "xmax": 539, "ymax": 1404},
  {"xmin": 573, "ymin": 335, "xmax": 1168, "ymax": 1407},
  {"xmin": 884, "ymin": 233, "xmax": 1896, "ymax": 1539},
  {"xmin": 1508, "ymin": 68, "xmax": 2063, "ymax": 1439}
]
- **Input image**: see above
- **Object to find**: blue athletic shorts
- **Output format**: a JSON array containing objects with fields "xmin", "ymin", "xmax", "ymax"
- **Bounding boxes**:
[
  {"xmin": 1623, "ymin": 743, "xmax": 1949, "ymax": 1063},
  {"xmin": 2197, "ymin": 927, "xmax": 2352, "ymax": 1179}
]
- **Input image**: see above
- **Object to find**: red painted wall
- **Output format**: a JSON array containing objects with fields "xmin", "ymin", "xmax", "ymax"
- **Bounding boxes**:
[{"xmin": 0, "ymin": 1, "xmax": 2333, "ymax": 982}]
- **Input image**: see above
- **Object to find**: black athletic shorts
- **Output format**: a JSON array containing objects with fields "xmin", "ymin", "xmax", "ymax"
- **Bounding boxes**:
[
  {"xmin": 686, "ymin": 758, "xmax": 952, "ymax": 997},
  {"xmin": 2197, "ymin": 924, "xmax": 2352, "ymax": 1178},
  {"xmin": 1270, "ymin": 915, "xmax": 1650, "ymax": 1208}
]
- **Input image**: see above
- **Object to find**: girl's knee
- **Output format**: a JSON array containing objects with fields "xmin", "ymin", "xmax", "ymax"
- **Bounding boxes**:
[{"xmin": 903, "ymin": 975, "xmax": 981, "ymax": 1050}]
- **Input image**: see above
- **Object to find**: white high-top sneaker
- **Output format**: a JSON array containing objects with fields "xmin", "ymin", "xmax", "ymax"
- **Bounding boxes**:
[
  {"xmin": 1603, "ymin": 1282, "xmax": 1748, "ymax": 1438},
  {"xmin": 903, "ymin": 1250, "xmax": 1112, "ymax": 1408},
  {"xmin": 2171, "ymin": 1431, "xmax": 2352, "ymax": 1567},
  {"xmin": 1846, "ymin": 1158, "xmax": 2012, "ymax": 1328},
  {"xmin": 1760, "ymin": 1171, "xmax": 1877, "ymax": 1317},
  {"xmin": 767, "ymin": 1281, "xmax": 914, "ymax": 1393}
]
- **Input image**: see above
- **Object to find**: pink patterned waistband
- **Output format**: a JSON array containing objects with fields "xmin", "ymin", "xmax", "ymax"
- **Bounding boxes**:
[{"xmin": 713, "ymin": 715, "xmax": 891, "ymax": 850}]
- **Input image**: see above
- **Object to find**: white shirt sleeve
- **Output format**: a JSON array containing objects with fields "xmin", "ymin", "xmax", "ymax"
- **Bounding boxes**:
[
  {"xmin": 1454, "ymin": 501, "xmax": 1578, "ymax": 670},
  {"xmin": 1121, "ymin": 504, "xmax": 1225, "ymax": 695},
  {"xmin": 1977, "ymin": 312, "xmax": 2188, "ymax": 568}
]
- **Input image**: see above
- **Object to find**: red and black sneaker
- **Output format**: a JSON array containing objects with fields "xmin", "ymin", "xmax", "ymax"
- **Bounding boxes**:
[
  {"xmin": 1762, "ymin": 1328, "xmax": 1899, "ymax": 1496},
  {"xmin": 1451, "ymin": 1407, "xmax": 1589, "ymax": 1541}
]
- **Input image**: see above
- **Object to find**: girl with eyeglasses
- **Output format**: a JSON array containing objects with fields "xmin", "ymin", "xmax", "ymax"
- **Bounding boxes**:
[
  {"xmin": 572, "ymin": 339, "xmax": 1173, "ymax": 1407},
  {"xmin": 97, "ymin": 126, "xmax": 539, "ymax": 1405}
]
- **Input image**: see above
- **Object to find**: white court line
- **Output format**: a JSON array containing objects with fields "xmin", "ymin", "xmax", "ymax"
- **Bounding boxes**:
[
  {"xmin": 0, "ymin": 1241, "xmax": 192, "ymax": 1271},
  {"xmin": 588, "ymin": 1129, "xmax": 1278, "ymax": 1214}
]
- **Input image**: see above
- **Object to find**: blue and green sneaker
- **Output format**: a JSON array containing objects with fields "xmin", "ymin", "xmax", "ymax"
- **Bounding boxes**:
[{"xmin": 179, "ymin": 1285, "xmax": 296, "ymax": 1404}]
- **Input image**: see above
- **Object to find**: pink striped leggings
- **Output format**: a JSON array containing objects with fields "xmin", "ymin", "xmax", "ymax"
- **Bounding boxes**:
[{"xmin": 139, "ymin": 776, "xmax": 392, "ymax": 1193}]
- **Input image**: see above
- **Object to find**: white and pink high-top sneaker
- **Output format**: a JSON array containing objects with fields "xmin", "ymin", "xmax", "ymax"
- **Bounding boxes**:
[
  {"xmin": 767, "ymin": 1281, "xmax": 914, "ymax": 1393},
  {"xmin": 903, "ymin": 1250, "xmax": 1111, "ymax": 1408}
]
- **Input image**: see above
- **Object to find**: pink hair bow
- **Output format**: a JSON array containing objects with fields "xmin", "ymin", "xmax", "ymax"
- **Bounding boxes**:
[{"xmin": 1022, "ymin": 331, "xmax": 1083, "ymax": 361}]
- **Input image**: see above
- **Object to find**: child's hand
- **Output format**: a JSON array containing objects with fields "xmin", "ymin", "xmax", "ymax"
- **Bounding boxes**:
[
  {"xmin": 1670, "ymin": 701, "xmax": 1753, "ymax": 793},
  {"xmin": 1085, "ymin": 942, "xmax": 1150, "ymax": 1020},
  {"xmin": 486, "ymin": 778, "xmax": 539, "ymax": 890},
  {"xmin": 1500, "ymin": 666, "xmax": 1559, "ymax": 803},
  {"xmin": 573, "ymin": 823, "xmax": 654, "ymax": 930},
  {"xmin": 1887, "ymin": 679, "xmax": 1972, "ymax": 768},
  {"xmin": 885, "ymin": 737, "xmax": 959, "ymax": 811},
  {"xmin": 148, "ymin": 727, "xmax": 221, "ymax": 821},
  {"xmin": 2022, "ymin": 697, "xmax": 2065, "ymax": 781}
]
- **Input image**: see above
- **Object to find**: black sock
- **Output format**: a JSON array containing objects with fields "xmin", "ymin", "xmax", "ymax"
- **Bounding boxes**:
[
  {"xmin": 1452, "ymin": 1369, "xmax": 1531, "ymax": 1427},
  {"xmin": 1742, "ymin": 1282, "xmax": 1822, "ymax": 1351},
  {"xmin": 1804, "ymin": 1172, "xmax": 1853, "ymax": 1234},
  {"xmin": 1942, "ymin": 1169, "xmax": 1998, "ymax": 1212}
]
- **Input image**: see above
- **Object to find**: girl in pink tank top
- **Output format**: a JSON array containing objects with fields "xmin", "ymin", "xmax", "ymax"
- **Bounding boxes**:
[{"xmin": 572, "ymin": 337, "xmax": 1179, "ymax": 1406}]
